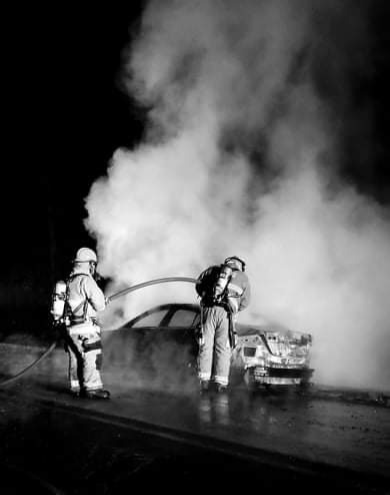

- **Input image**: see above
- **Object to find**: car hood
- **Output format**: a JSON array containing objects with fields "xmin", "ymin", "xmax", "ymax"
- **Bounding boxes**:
[
  {"xmin": 238, "ymin": 320, "xmax": 310, "ymax": 334},
  {"xmin": 236, "ymin": 323, "xmax": 312, "ymax": 357}
]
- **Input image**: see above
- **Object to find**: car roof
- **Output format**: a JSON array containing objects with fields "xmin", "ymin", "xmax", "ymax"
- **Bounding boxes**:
[
  {"xmin": 167, "ymin": 303, "xmax": 306, "ymax": 334},
  {"xmin": 120, "ymin": 302, "xmax": 310, "ymax": 337}
]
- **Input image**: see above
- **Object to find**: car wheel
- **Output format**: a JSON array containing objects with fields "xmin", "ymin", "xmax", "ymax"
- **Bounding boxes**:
[{"xmin": 295, "ymin": 378, "xmax": 312, "ymax": 396}]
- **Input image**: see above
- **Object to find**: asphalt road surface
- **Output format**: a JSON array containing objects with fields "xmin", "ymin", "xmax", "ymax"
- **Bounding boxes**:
[{"xmin": 0, "ymin": 344, "xmax": 389, "ymax": 494}]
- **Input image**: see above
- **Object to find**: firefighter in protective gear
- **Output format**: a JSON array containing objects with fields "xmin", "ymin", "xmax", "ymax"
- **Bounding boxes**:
[
  {"xmin": 196, "ymin": 255, "xmax": 251, "ymax": 393},
  {"xmin": 63, "ymin": 247, "xmax": 110, "ymax": 399}
]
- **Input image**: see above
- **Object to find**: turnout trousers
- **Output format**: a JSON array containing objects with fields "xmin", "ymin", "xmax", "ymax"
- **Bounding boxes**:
[
  {"xmin": 198, "ymin": 306, "xmax": 231, "ymax": 386},
  {"xmin": 65, "ymin": 322, "xmax": 104, "ymax": 393}
]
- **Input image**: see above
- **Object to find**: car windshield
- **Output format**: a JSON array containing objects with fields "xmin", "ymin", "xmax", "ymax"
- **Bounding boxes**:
[
  {"xmin": 129, "ymin": 309, "xmax": 168, "ymax": 328},
  {"xmin": 124, "ymin": 305, "xmax": 199, "ymax": 330},
  {"xmin": 168, "ymin": 309, "xmax": 199, "ymax": 328}
]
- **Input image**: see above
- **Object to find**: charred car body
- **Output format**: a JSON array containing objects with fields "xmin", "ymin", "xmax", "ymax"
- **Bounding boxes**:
[
  {"xmin": 232, "ymin": 323, "xmax": 314, "ymax": 389},
  {"xmin": 103, "ymin": 303, "xmax": 314, "ymax": 390}
]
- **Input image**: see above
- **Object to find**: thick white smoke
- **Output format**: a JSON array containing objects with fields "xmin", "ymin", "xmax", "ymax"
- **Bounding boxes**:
[{"xmin": 85, "ymin": 0, "xmax": 390, "ymax": 391}]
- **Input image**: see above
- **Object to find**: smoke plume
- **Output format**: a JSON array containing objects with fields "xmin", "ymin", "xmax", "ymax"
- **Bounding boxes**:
[{"xmin": 85, "ymin": 0, "xmax": 390, "ymax": 392}]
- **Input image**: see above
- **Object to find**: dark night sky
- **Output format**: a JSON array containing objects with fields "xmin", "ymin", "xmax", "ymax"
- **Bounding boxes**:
[
  {"xmin": 1, "ymin": 1, "xmax": 389, "ymax": 313},
  {"xmin": 2, "ymin": 3, "xmax": 146, "ymax": 289}
]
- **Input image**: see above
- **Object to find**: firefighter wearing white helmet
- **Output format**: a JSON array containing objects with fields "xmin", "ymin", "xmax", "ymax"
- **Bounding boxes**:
[
  {"xmin": 63, "ymin": 247, "xmax": 110, "ymax": 399},
  {"xmin": 195, "ymin": 255, "xmax": 251, "ymax": 393}
]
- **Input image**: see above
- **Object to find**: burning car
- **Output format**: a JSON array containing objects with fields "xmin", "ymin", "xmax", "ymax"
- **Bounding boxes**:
[
  {"xmin": 231, "ymin": 323, "xmax": 314, "ymax": 390},
  {"xmin": 102, "ymin": 303, "xmax": 314, "ymax": 390}
]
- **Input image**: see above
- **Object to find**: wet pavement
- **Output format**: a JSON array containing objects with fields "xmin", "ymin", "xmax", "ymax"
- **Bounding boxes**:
[{"xmin": 0, "ymin": 344, "xmax": 389, "ymax": 494}]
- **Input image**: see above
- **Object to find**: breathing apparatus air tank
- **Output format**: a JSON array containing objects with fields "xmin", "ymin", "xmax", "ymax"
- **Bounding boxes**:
[
  {"xmin": 212, "ymin": 264, "xmax": 233, "ymax": 303},
  {"xmin": 50, "ymin": 280, "xmax": 67, "ymax": 322}
]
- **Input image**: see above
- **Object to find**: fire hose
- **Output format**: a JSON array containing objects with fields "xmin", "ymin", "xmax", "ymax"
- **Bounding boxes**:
[{"xmin": 0, "ymin": 277, "xmax": 196, "ymax": 387}]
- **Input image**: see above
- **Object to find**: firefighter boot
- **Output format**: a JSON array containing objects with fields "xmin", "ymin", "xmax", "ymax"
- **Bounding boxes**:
[
  {"xmin": 214, "ymin": 383, "xmax": 228, "ymax": 394},
  {"xmin": 199, "ymin": 380, "xmax": 210, "ymax": 395},
  {"xmin": 82, "ymin": 389, "xmax": 111, "ymax": 400}
]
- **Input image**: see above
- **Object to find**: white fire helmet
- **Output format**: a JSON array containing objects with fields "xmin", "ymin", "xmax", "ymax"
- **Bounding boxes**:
[
  {"xmin": 74, "ymin": 247, "xmax": 98, "ymax": 264},
  {"xmin": 224, "ymin": 256, "xmax": 246, "ymax": 272}
]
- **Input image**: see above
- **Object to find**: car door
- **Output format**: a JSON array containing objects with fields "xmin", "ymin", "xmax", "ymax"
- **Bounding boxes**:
[{"xmin": 103, "ymin": 306, "xmax": 171, "ymax": 361}]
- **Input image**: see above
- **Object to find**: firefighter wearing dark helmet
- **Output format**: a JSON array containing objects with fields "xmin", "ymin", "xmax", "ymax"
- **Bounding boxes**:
[
  {"xmin": 64, "ymin": 247, "xmax": 110, "ymax": 399},
  {"xmin": 196, "ymin": 255, "xmax": 251, "ymax": 393}
]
